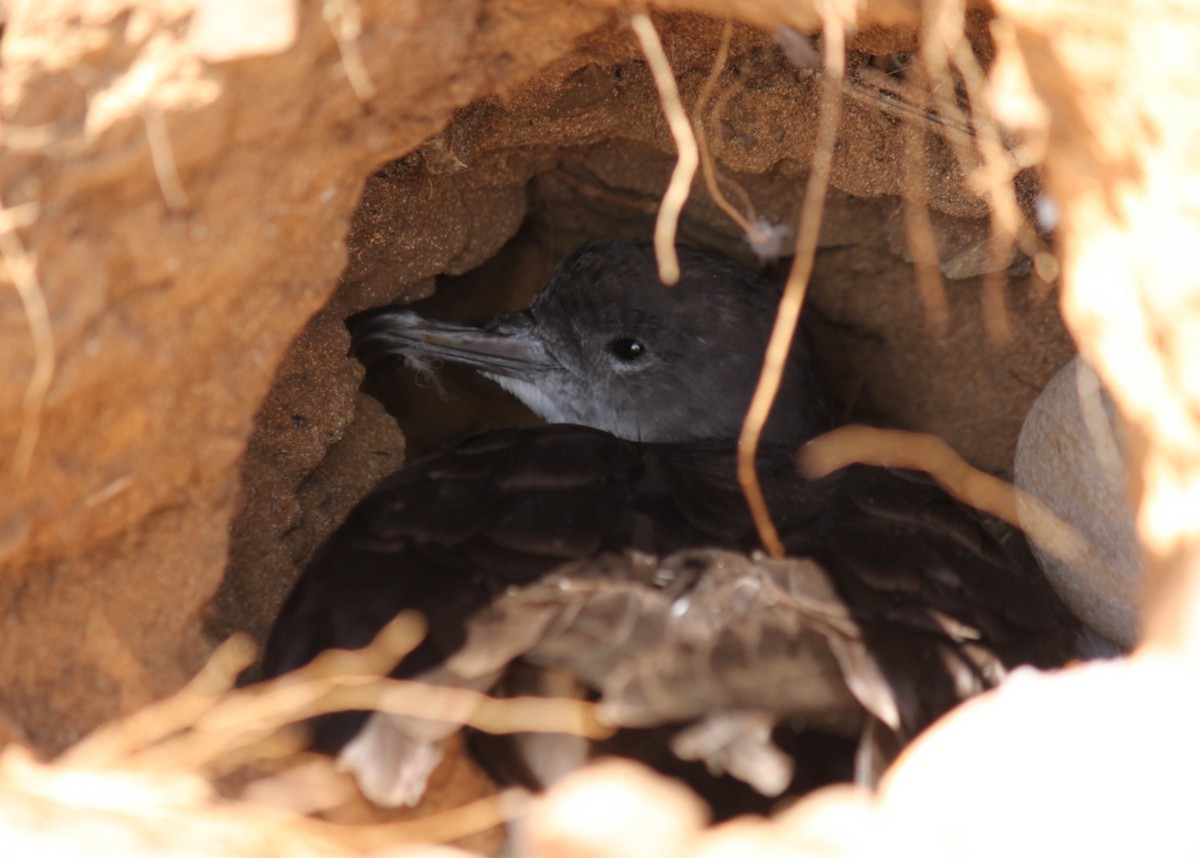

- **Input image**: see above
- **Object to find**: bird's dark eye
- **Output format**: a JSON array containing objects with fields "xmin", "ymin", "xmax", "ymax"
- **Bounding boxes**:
[{"xmin": 607, "ymin": 337, "xmax": 646, "ymax": 361}]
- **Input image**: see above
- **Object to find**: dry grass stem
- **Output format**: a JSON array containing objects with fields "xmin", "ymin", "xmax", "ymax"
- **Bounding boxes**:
[
  {"xmin": 1, "ymin": 198, "xmax": 54, "ymax": 479},
  {"xmin": 631, "ymin": 12, "xmax": 698, "ymax": 285},
  {"xmin": 798, "ymin": 425, "xmax": 1089, "ymax": 567},
  {"xmin": 737, "ymin": 1, "xmax": 847, "ymax": 558}
]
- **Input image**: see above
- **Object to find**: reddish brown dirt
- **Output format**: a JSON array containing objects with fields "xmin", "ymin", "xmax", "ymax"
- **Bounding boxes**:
[
  {"xmin": 1, "ymin": 3, "xmax": 1071, "ymax": 759},
  {"xmin": 5, "ymin": 0, "xmax": 1200, "ymax": 856}
]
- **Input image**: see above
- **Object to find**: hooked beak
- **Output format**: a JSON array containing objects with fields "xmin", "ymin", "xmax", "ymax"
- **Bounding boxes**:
[{"xmin": 348, "ymin": 307, "xmax": 559, "ymax": 381}]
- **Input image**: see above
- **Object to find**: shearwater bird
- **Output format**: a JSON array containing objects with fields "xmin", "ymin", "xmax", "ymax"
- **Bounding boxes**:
[{"xmin": 261, "ymin": 239, "xmax": 1080, "ymax": 809}]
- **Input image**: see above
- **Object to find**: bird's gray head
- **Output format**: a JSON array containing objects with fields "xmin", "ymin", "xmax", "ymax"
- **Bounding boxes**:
[{"xmin": 351, "ymin": 239, "xmax": 834, "ymax": 444}]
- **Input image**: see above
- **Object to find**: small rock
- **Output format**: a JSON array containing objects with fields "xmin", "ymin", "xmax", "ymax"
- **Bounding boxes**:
[{"xmin": 1015, "ymin": 356, "xmax": 1141, "ymax": 649}]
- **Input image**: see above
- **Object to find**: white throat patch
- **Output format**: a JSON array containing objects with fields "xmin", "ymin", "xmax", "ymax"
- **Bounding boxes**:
[{"xmin": 487, "ymin": 374, "xmax": 575, "ymax": 424}]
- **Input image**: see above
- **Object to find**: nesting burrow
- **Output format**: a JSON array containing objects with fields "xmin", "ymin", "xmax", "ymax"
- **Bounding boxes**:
[
  {"xmin": 3, "ymin": 0, "xmax": 1200, "ymax": 855},
  {"xmin": 213, "ymin": 13, "xmax": 1074, "ymax": 652}
]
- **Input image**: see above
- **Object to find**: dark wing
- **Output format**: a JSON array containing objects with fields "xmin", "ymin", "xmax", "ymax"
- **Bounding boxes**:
[
  {"xmin": 772, "ymin": 463, "xmax": 1078, "ymax": 739},
  {"xmin": 262, "ymin": 423, "xmax": 1078, "ymax": 773},
  {"xmin": 261, "ymin": 423, "xmax": 720, "ymax": 749}
]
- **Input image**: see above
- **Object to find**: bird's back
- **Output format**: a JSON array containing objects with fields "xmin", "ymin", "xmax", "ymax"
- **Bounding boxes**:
[{"xmin": 261, "ymin": 423, "xmax": 1076, "ymax": 761}]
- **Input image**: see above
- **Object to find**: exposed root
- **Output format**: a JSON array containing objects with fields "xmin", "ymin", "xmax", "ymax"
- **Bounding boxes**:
[
  {"xmin": 294, "ymin": 788, "xmax": 528, "ymax": 850},
  {"xmin": 0, "ymin": 200, "xmax": 53, "ymax": 480},
  {"xmin": 323, "ymin": 0, "xmax": 378, "ymax": 103},
  {"xmin": 918, "ymin": 0, "xmax": 1047, "ymax": 344},
  {"xmin": 798, "ymin": 425, "xmax": 1089, "ymax": 568},
  {"xmin": 845, "ymin": 48, "xmax": 1054, "ymax": 335},
  {"xmin": 2, "ymin": 613, "xmax": 622, "ymax": 853},
  {"xmin": 141, "ymin": 109, "xmax": 190, "ymax": 211},
  {"xmin": 631, "ymin": 11, "xmax": 698, "ymax": 285},
  {"xmin": 693, "ymin": 21, "xmax": 780, "ymax": 256},
  {"xmin": 898, "ymin": 65, "xmax": 950, "ymax": 336},
  {"xmin": 83, "ymin": 475, "xmax": 136, "ymax": 509},
  {"xmin": 737, "ymin": 0, "xmax": 849, "ymax": 558},
  {"xmin": 64, "ymin": 615, "xmax": 609, "ymax": 777}
]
